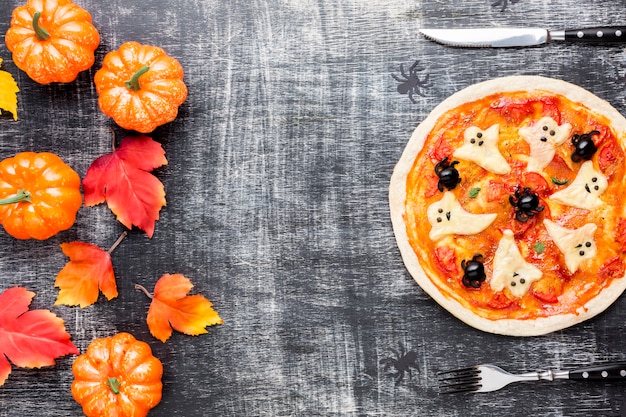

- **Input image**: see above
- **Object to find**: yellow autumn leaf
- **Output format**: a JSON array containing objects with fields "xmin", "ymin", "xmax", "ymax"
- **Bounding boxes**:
[{"xmin": 0, "ymin": 58, "xmax": 19, "ymax": 120}]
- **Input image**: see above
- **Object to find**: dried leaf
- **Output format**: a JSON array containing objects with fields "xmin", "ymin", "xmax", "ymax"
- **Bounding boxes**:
[
  {"xmin": 0, "ymin": 287, "xmax": 78, "ymax": 386},
  {"xmin": 137, "ymin": 274, "xmax": 223, "ymax": 342},
  {"xmin": 83, "ymin": 135, "xmax": 167, "ymax": 237},
  {"xmin": 54, "ymin": 241, "xmax": 118, "ymax": 308},
  {"xmin": 0, "ymin": 58, "xmax": 18, "ymax": 120}
]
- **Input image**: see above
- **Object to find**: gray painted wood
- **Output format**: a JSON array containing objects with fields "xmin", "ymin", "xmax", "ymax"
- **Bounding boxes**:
[{"xmin": 1, "ymin": 0, "xmax": 626, "ymax": 415}]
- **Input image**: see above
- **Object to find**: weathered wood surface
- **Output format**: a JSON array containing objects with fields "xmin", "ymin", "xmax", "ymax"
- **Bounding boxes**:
[{"xmin": 2, "ymin": 0, "xmax": 626, "ymax": 415}]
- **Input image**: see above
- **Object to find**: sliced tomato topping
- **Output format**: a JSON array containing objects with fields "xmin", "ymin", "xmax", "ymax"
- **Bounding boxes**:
[
  {"xmin": 598, "ymin": 142, "xmax": 624, "ymax": 178},
  {"xmin": 428, "ymin": 136, "xmax": 454, "ymax": 164},
  {"xmin": 531, "ymin": 277, "xmax": 563, "ymax": 304},
  {"xmin": 486, "ymin": 180, "xmax": 508, "ymax": 202},
  {"xmin": 547, "ymin": 154, "xmax": 572, "ymax": 174},
  {"xmin": 616, "ymin": 218, "xmax": 626, "ymax": 253},
  {"xmin": 487, "ymin": 292, "xmax": 514, "ymax": 309},
  {"xmin": 522, "ymin": 172, "xmax": 551, "ymax": 196},
  {"xmin": 434, "ymin": 246, "xmax": 458, "ymax": 275},
  {"xmin": 538, "ymin": 96, "xmax": 562, "ymax": 123},
  {"xmin": 598, "ymin": 256, "xmax": 626, "ymax": 283},
  {"xmin": 424, "ymin": 172, "xmax": 440, "ymax": 198},
  {"xmin": 532, "ymin": 289, "xmax": 559, "ymax": 304}
]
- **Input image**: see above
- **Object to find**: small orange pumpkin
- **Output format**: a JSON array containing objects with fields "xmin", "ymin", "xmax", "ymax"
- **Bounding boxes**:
[
  {"xmin": 94, "ymin": 41, "xmax": 188, "ymax": 133},
  {"xmin": 71, "ymin": 332, "xmax": 163, "ymax": 417},
  {"xmin": 5, "ymin": 0, "xmax": 100, "ymax": 84},
  {"xmin": 0, "ymin": 152, "xmax": 82, "ymax": 240}
]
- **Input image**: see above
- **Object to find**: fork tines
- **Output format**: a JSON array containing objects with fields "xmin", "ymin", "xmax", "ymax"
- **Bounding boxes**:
[{"xmin": 438, "ymin": 366, "xmax": 482, "ymax": 394}]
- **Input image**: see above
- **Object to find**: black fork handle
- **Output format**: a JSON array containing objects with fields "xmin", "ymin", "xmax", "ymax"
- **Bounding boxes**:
[
  {"xmin": 569, "ymin": 362, "xmax": 626, "ymax": 381},
  {"xmin": 563, "ymin": 26, "xmax": 626, "ymax": 43}
]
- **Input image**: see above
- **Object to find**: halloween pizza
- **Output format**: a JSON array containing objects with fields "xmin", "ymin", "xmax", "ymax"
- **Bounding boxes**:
[{"xmin": 389, "ymin": 76, "xmax": 626, "ymax": 336}]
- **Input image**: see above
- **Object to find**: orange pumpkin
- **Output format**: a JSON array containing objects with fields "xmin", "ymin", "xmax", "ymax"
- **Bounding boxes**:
[
  {"xmin": 72, "ymin": 332, "xmax": 163, "ymax": 417},
  {"xmin": 5, "ymin": 0, "xmax": 100, "ymax": 84},
  {"xmin": 0, "ymin": 152, "xmax": 82, "ymax": 240},
  {"xmin": 94, "ymin": 41, "xmax": 188, "ymax": 133}
]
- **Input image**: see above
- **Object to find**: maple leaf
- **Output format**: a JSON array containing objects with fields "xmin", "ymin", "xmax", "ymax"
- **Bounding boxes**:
[
  {"xmin": 83, "ymin": 135, "xmax": 167, "ymax": 238},
  {"xmin": 136, "ymin": 274, "xmax": 223, "ymax": 342},
  {"xmin": 0, "ymin": 287, "xmax": 78, "ymax": 386},
  {"xmin": 54, "ymin": 232, "xmax": 127, "ymax": 308},
  {"xmin": 0, "ymin": 58, "xmax": 19, "ymax": 120}
]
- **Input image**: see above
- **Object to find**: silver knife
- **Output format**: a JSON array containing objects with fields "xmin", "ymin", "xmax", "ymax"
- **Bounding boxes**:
[{"xmin": 420, "ymin": 26, "xmax": 626, "ymax": 47}]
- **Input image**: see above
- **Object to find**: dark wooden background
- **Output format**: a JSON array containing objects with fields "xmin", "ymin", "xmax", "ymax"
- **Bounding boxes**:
[{"xmin": 2, "ymin": 0, "xmax": 626, "ymax": 415}]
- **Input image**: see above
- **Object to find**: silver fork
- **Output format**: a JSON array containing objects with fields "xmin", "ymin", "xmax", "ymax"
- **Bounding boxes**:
[{"xmin": 438, "ymin": 362, "xmax": 626, "ymax": 394}]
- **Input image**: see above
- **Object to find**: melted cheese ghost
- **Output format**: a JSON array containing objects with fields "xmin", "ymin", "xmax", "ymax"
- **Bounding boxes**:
[
  {"xmin": 519, "ymin": 117, "xmax": 572, "ymax": 172},
  {"xmin": 427, "ymin": 191, "xmax": 497, "ymax": 241},
  {"xmin": 549, "ymin": 160, "xmax": 608, "ymax": 210},
  {"xmin": 491, "ymin": 230, "xmax": 543, "ymax": 298},
  {"xmin": 543, "ymin": 219, "xmax": 597, "ymax": 274},
  {"xmin": 453, "ymin": 124, "xmax": 511, "ymax": 174}
]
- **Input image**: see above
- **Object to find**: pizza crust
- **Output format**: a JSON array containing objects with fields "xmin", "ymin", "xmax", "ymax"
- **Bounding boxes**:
[{"xmin": 389, "ymin": 76, "xmax": 626, "ymax": 336}]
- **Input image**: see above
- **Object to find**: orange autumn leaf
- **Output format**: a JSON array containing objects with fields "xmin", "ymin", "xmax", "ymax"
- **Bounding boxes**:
[
  {"xmin": 0, "ymin": 286, "xmax": 78, "ymax": 386},
  {"xmin": 54, "ymin": 234, "xmax": 126, "ymax": 308},
  {"xmin": 82, "ymin": 135, "xmax": 167, "ymax": 238},
  {"xmin": 136, "ymin": 274, "xmax": 223, "ymax": 342}
]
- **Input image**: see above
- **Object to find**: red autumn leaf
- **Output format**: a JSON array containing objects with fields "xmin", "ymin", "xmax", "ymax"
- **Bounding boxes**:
[
  {"xmin": 136, "ymin": 274, "xmax": 223, "ymax": 342},
  {"xmin": 0, "ymin": 287, "xmax": 78, "ymax": 386},
  {"xmin": 83, "ymin": 135, "xmax": 167, "ymax": 237},
  {"xmin": 54, "ymin": 233, "xmax": 126, "ymax": 308}
]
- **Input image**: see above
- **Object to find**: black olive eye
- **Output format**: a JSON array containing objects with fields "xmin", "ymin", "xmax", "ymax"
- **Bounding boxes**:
[
  {"xmin": 579, "ymin": 250, "xmax": 585, "ymax": 256},
  {"xmin": 511, "ymin": 281, "xmax": 516, "ymax": 286},
  {"xmin": 438, "ymin": 208, "xmax": 443, "ymax": 213},
  {"xmin": 520, "ymin": 278, "xmax": 526, "ymax": 284},
  {"xmin": 470, "ymin": 138, "xmax": 476, "ymax": 144},
  {"xmin": 436, "ymin": 217, "xmax": 442, "ymax": 223},
  {"xmin": 543, "ymin": 126, "xmax": 549, "ymax": 131},
  {"xmin": 585, "ymin": 242, "xmax": 591, "ymax": 247},
  {"xmin": 477, "ymin": 132, "xmax": 483, "ymax": 138},
  {"xmin": 594, "ymin": 185, "xmax": 599, "ymax": 191},
  {"xmin": 592, "ymin": 177, "xmax": 598, "ymax": 182},
  {"xmin": 550, "ymin": 130, "xmax": 555, "ymax": 136}
]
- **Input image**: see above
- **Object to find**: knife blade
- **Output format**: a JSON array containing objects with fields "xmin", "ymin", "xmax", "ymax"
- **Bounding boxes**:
[{"xmin": 419, "ymin": 26, "xmax": 626, "ymax": 47}]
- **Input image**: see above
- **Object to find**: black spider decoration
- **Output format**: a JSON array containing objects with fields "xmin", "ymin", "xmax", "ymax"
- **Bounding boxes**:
[
  {"xmin": 461, "ymin": 254, "xmax": 486, "ymax": 289},
  {"xmin": 391, "ymin": 61, "xmax": 430, "ymax": 104},
  {"xmin": 571, "ymin": 130, "xmax": 599, "ymax": 162},
  {"xmin": 491, "ymin": 0, "xmax": 520, "ymax": 12},
  {"xmin": 509, "ymin": 186, "xmax": 544, "ymax": 222},
  {"xmin": 434, "ymin": 157, "xmax": 461, "ymax": 191},
  {"xmin": 379, "ymin": 342, "xmax": 419, "ymax": 386}
]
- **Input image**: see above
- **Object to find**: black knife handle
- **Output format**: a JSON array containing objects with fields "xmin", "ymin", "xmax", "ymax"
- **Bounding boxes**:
[
  {"xmin": 564, "ymin": 26, "xmax": 626, "ymax": 42},
  {"xmin": 569, "ymin": 362, "xmax": 626, "ymax": 380}
]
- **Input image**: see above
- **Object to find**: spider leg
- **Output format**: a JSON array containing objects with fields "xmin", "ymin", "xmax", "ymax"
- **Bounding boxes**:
[
  {"xmin": 420, "ymin": 73, "xmax": 431, "ymax": 88},
  {"xmin": 399, "ymin": 63, "xmax": 409, "ymax": 78},
  {"xmin": 380, "ymin": 358, "xmax": 396, "ymax": 372},
  {"xmin": 408, "ymin": 61, "xmax": 420, "ymax": 72},
  {"xmin": 408, "ymin": 90, "xmax": 418, "ymax": 104},
  {"xmin": 394, "ymin": 371, "xmax": 405, "ymax": 386},
  {"xmin": 516, "ymin": 211, "xmax": 529, "ymax": 222},
  {"xmin": 391, "ymin": 73, "xmax": 408, "ymax": 83}
]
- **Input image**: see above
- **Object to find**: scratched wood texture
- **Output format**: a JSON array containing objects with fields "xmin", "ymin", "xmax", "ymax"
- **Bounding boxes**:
[{"xmin": 2, "ymin": 0, "xmax": 626, "ymax": 416}]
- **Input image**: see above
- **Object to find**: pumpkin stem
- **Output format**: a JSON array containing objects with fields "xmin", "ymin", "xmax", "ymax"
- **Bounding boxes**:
[
  {"xmin": 32, "ymin": 12, "xmax": 50, "ymax": 41},
  {"xmin": 135, "ymin": 284, "xmax": 154, "ymax": 299},
  {"xmin": 125, "ymin": 66, "xmax": 150, "ymax": 91},
  {"xmin": 106, "ymin": 377, "xmax": 121, "ymax": 395},
  {"xmin": 0, "ymin": 190, "xmax": 31, "ymax": 205},
  {"xmin": 107, "ymin": 231, "xmax": 128, "ymax": 255}
]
